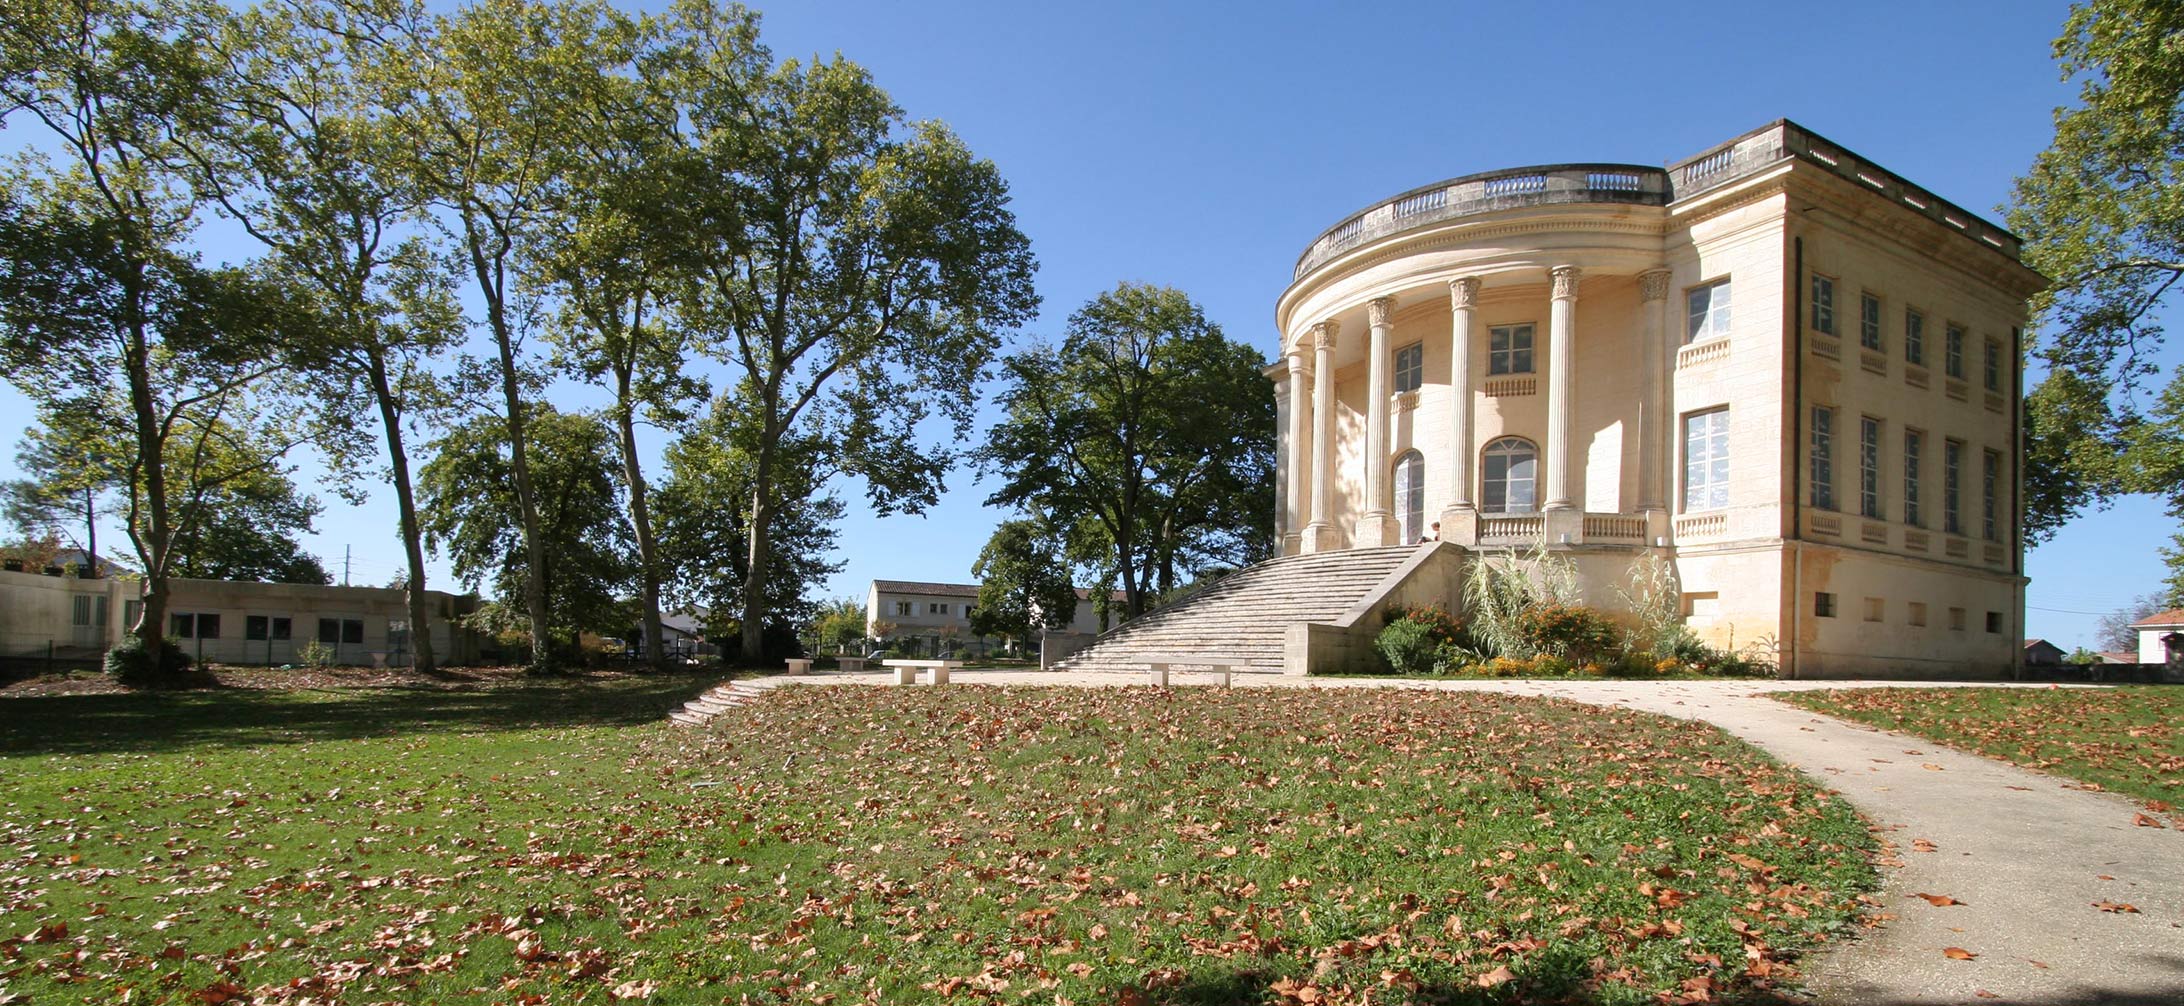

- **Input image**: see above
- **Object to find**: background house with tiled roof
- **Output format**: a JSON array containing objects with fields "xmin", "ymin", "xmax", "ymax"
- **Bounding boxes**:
[
  {"xmin": 2129, "ymin": 608, "xmax": 2184, "ymax": 664},
  {"xmin": 864, "ymin": 579, "xmax": 1120, "ymax": 658}
]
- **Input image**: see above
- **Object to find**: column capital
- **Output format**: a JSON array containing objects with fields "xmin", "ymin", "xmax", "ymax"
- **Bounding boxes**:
[
  {"xmin": 1639, "ymin": 268, "xmax": 1672, "ymax": 302},
  {"xmin": 1447, "ymin": 276, "xmax": 1481, "ymax": 310},
  {"xmin": 1285, "ymin": 348, "xmax": 1314, "ymax": 375},
  {"xmin": 1551, "ymin": 266, "xmax": 1582, "ymax": 301},
  {"xmin": 1311, "ymin": 319, "xmax": 1341, "ymax": 350},
  {"xmin": 1367, "ymin": 296, "xmax": 1397, "ymax": 328}
]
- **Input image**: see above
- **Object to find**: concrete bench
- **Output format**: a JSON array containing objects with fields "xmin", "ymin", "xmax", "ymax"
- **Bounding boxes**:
[
  {"xmin": 883, "ymin": 658, "xmax": 963, "ymax": 685},
  {"xmin": 785, "ymin": 658, "xmax": 814, "ymax": 674},
  {"xmin": 834, "ymin": 656, "xmax": 868, "ymax": 673},
  {"xmin": 1141, "ymin": 654, "xmax": 1243, "ymax": 688}
]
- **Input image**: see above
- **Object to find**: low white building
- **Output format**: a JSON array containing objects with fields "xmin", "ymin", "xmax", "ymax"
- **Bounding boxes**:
[
  {"xmin": 2131, "ymin": 608, "xmax": 2184, "ymax": 665},
  {"xmin": 864, "ymin": 579, "xmax": 1117, "ymax": 656}
]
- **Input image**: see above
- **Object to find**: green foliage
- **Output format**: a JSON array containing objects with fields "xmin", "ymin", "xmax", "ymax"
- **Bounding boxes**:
[
  {"xmin": 295, "ymin": 640, "xmax": 337, "ymax": 669},
  {"xmin": 1373, "ymin": 617, "xmax": 1442, "ymax": 676},
  {"xmin": 2009, "ymin": 0, "xmax": 2184, "ymax": 583},
  {"xmin": 419, "ymin": 407, "xmax": 634, "ymax": 651},
  {"xmin": 2065, "ymin": 646, "xmax": 2102, "ymax": 666},
  {"xmin": 809, "ymin": 598, "xmax": 867, "ymax": 655},
  {"xmin": 103, "ymin": 636, "xmax": 190, "ymax": 686},
  {"xmin": 968, "ymin": 519, "xmax": 1077, "ymax": 642},
  {"xmin": 1511, "ymin": 603, "xmax": 1623, "ymax": 668},
  {"xmin": 1460, "ymin": 543, "xmax": 1581, "ymax": 660},
  {"xmin": 979, "ymin": 284, "xmax": 1274, "ymax": 618}
]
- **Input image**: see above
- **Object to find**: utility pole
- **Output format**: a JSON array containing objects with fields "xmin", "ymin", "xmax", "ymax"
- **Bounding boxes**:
[{"xmin": 343, "ymin": 545, "xmax": 351, "ymax": 587}]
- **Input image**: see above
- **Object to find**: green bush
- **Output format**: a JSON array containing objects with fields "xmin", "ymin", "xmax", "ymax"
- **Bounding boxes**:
[
  {"xmin": 1512, "ymin": 602, "xmax": 1622, "ymax": 666},
  {"xmin": 1374, "ymin": 617, "xmax": 1443, "ymax": 676},
  {"xmin": 296, "ymin": 640, "xmax": 337, "ymax": 669},
  {"xmin": 104, "ymin": 637, "xmax": 190, "ymax": 686}
]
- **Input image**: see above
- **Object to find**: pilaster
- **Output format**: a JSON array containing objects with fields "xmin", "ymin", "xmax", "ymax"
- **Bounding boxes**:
[{"xmin": 1637, "ymin": 267, "xmax": 1672, "ymax": 515}]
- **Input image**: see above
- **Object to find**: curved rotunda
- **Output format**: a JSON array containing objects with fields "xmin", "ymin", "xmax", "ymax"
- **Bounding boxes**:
[{"xmin": 1266, "ymin": 121, "xmax": 2045, "ymax": 678}]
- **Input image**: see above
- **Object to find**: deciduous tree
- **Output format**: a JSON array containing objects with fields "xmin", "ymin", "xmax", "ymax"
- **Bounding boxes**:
[
  {"xmin": 968, "ymin": 519, "xmax": 1076, "ymax": 647},
  {"xmin": 978, "ymin": 284, "xmax": 1273, "ymax": 617}
]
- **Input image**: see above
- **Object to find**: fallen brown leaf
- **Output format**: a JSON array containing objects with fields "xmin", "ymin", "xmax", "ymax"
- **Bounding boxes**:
[
  {"xmin": 1914, "ymin": 893, "xmax": 1965, "ymax": 907},
  {"xmin": 2092, "ymin": 901, "xmax": 2141, "ymax": 914},
  {"xmin": 1943, "ymin": 947, "xmax": 1977, "ymax": 960},
  {"xmin": 1476, "ymin": 965, "xmax": 1516, "ymax": 988}
]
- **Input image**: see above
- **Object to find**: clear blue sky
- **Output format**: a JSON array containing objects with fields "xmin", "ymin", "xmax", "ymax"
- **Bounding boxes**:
[{"xmin": 3, "ymin": 0, "xmax": 2174, "ymax": 650}]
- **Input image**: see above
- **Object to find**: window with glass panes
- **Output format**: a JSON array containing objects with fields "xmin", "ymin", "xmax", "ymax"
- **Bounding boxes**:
[
  {"xmin": 1860, "ymin": 293, "xmax": 1882, "ymax": 350},
  {"xmin": 1810, "ymin": 406, "xmax": 1836, "ymax": 510},
  {"xmin": 1944, "ymin": 439, "xmax": 1964, "ymax": 534},
  {"xmin": 1859, "ymin": 416, "xmax": 1882, "ymax": 518},
  {"xmin": 1982, "ymin": 449, "xmax": 2000, "ymax": 541},
  {"xmin": 1393, "ymin": 342, "xmax": 1423, "ymax": 393},
  {"xmin": 1983, "ymin": 338, "xmax": 2001, "ymax": 391},
  {"xmin": 1683, "ymin": 409, "xmax": 1730, "ymax": 511},
  {"xmin": 1903, "ymin": 429, "xmax": 1924, "ymax": 526},
  {"xmin": 1905, "ymin": 309, "xmax": 1925, "ymax": 366},
  {"xmin": 1810, "ymin": 275, "xmax": 1835, "ymax": 334},
  {"xmin": 1482, "ymin": 437, "xmax": 1538, "ymax": 513},
  {"xmin": 1945, "ymin": 325, "xmax": 1965, "ymax": 378},
  {"xmin": 1487, "ymin": 324, "xmax": 1534, "ymax": 375},
  {"xmin": 1394, "ymin": 451, "xmax": 1425, "ymax": 542},
  {"xmin": 1686, "ymin": 280, "xmax": 1731, "ymax": 343}
]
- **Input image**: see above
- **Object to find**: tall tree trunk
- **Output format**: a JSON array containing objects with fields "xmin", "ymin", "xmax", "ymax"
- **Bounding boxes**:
[
  {"xmin": 739, "ymin": 438, "xmax": 777, "ymax": 663},
  {"xmin": 368, "ymin": 349, "xmax": 438, "ymax": 674},
  {"xmin": 471, "ymin": 239, "xmax": 552, "ymax": 670},
  {"xmin": 613, "ymin": 364, "xmax": 665, "ymax": 669},
  {"xmin": 122, "ymin": 281, "xmax": 171, "ymax": 654},
  {"xmin": 82, "ymin": 487, "xmax": 96, "ymax": 578}
]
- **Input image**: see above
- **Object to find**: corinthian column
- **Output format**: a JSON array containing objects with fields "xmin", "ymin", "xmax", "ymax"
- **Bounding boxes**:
[
  {"xmin": 1543, "ymin": 266, "xmax": 1581, "ymax": 512},
  {"xmin": 1637, "ymin": 268, "xmax": 1673, "ymax": 515},
  {"xmin": 1301, "ymin": 320, "xmax": 1341, "ymax": 553},
  {"xmin": 1355, "ymin": 297, "xmax": 1399, "ymax": 547},
  {"xmin": 1444, "ymin": 277, "xmax": 1479, "ymax": 517},
  {"xmin": 1283, "ymin": 345, "xmax": 1313, "ymax": 555}
]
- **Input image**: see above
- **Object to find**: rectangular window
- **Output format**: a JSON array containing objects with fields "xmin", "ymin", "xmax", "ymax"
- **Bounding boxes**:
[
  {"xmin": 1815, "ymin": 592, "xmax": 1837, "ymax": 618},
  {"xmin": 893, "ymin": 601, "xmax": 911, "ymax": 617},
  {"xmin": 1393, "ymin": 342, "xmax": 1423, "ymax": 393},
  {"xmin": 928, "ymin": 602, "xmax": 948, "ymax": 615},
  {"xmin": 1682, "ymin": 408, "xmax": 1730, "ymax": 511},
  {"xmin": 1949, "ymin": 607, "xmax": 1967, "ymax": 632},
  {"xmin": 318, "ymin": 618, "xmax": 339, "ymax": 644},
  {"xmin": 1810, "ymin": 275, "xmax": 1835, "ymax": 335},
  {"xmin": 1945, "ymin": 324, "xmax": 1965, "ymax": 379},
  {"xmin": 1859, "ymin": 416, "xmax": 1882, "ymax": 518},
  {"xmin": 1904, "ymin": 309, "xmax": 1925, "ymax": 365},
  {"xmin": 1982, "ymin": 449, "xmax": 2000, "ymax": 541},
  {"xmin": 340, "ymin": 619, "xmax": 364, "ymax": 645},
  {"xmin": 171, "ymin": 612, "xmax": 195, "ymax": 639},
  {"xmin": 1863, "ymin": 597, "xmax": 1885, "ymax": 623},
  {"xmin": 1686, "ymin": 279, "xmax": 1731, "ymax": 343},
  {"xmin": 1985, "ymin": 611, "xmax": 2002, "ymax": 634},
  {"xmin": 95, "ymin": 595, "xmax": 108, "ymax": 628},
  {"xmin": 271, "ymin": 616, "xmax": 291, "ymax": 641},
  {"xmin": 1488, "ymin": 324, "xmax": 1535, "ymax": 375},
  {"xmin": 196, "ymin": 614, "xmax": 220, "ymax": 640},
  {"xmin": 1903, "ymin": 429, "xmax": 1924, "ymax": 526},
  {"xmin": 123, "ymin": 599, "xmax": 142, "ymax": 632},
  {"xmin": 1983, "ymin": 337, "xmax": 2001, "ymax": 392},
  {"xmin": 71, "ymin": 595, "xmax": 91, "ymax": 627},
  {"xmin": 1810, "ymin": 406, "xmax": 1836, "ymax": 510},
  {"xmin": 1944, "ymin": 439, "xmax": 1964, "ymax": 535},
  {"xmin": 1860, "ymin": 293, "xmax": 1883, "ymax": 350},
  {"xmin": 246, "ymin": 615, "xmax": 269, "ymax": 641},
  {"xmin": 1908, "ymin": 601, "xmax": 1928, "ymax": 627}
]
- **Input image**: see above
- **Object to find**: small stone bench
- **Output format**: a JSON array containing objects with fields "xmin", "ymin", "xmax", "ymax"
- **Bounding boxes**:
[
  {"xmin": 834, "ymin": 656, "xmax": 869, "ymax": 673},
  {"xmin": 883, "ymin": 658, "xmax": 963, "ymax": 685},
  {"xmin": 785, "ymin": 658, "xmax": 814, "ymax": 674},
  {"xmin": 1141, "ymin": 654, "xmax": 1243, "ymax": 688}
]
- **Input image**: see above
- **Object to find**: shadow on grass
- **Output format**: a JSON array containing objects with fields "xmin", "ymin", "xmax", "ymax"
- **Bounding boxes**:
[{"xmin": 0, "ymin": 674, "xmax": 720, "ymax": 756}]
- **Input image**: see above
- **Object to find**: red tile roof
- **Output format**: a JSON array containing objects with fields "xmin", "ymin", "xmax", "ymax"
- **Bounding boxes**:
[{"xmin": 2128, "ymin": 608, "xmax": 2184, "ymax": 628}]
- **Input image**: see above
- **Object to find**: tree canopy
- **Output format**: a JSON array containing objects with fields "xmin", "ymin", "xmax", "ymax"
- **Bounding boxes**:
[
  {"xmin": 978, "ymin": 283, "xmax": 1274, "ymax": 618},
  {"xmin": 2010, "ymin": 0, "xmax": 2184, "ymax": 602}
]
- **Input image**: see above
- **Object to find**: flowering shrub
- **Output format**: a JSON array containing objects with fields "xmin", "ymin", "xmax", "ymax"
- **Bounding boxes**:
[{"xmin": 1512, "ymin": 603, "xmax": 1622, "ymax": 667}]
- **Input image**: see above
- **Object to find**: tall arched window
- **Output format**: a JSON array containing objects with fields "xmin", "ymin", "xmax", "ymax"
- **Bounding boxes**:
[
  {"xmin": 1393, "ymin": 451, "xmax": 1425, "ymax": 542},
  {"xmin": 1482, "ymin": 437, "xmax": 1538, "ymax": 514}
]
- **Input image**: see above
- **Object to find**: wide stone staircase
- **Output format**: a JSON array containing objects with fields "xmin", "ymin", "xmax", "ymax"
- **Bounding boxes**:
[{"xmin": 1053, "ymin": 545, "xmax": 1421, "ymax": 675}]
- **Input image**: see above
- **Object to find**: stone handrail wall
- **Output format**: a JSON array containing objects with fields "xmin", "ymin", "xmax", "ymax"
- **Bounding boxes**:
[
  {"xmin": 1293, "ymin": 121, "xmax": 2022, "ymax": 283},
  {"xmin": 1294, "ymin": 164, "xmax": 1671, "ymax": 279}
]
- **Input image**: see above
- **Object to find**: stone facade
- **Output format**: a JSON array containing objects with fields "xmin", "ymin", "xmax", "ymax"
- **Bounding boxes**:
[{"xmin": 1270, "ymin": 121, "xmax": 2044, "ymax": 678}]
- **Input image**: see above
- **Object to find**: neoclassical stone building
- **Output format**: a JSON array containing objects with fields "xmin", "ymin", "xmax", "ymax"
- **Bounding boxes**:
[{"xmin": 1266, "ymin": 121, "xmax": 2044, "ymax": 677}]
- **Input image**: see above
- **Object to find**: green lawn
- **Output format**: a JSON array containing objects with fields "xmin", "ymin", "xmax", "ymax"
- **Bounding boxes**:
[
  {"xmin": 0, "ymin": 681, "xmax": 1875, "ymax": 1005},
  {"xmin": 1778, "ymin": 686, "xmax": 2184, "ymax": 810}
]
